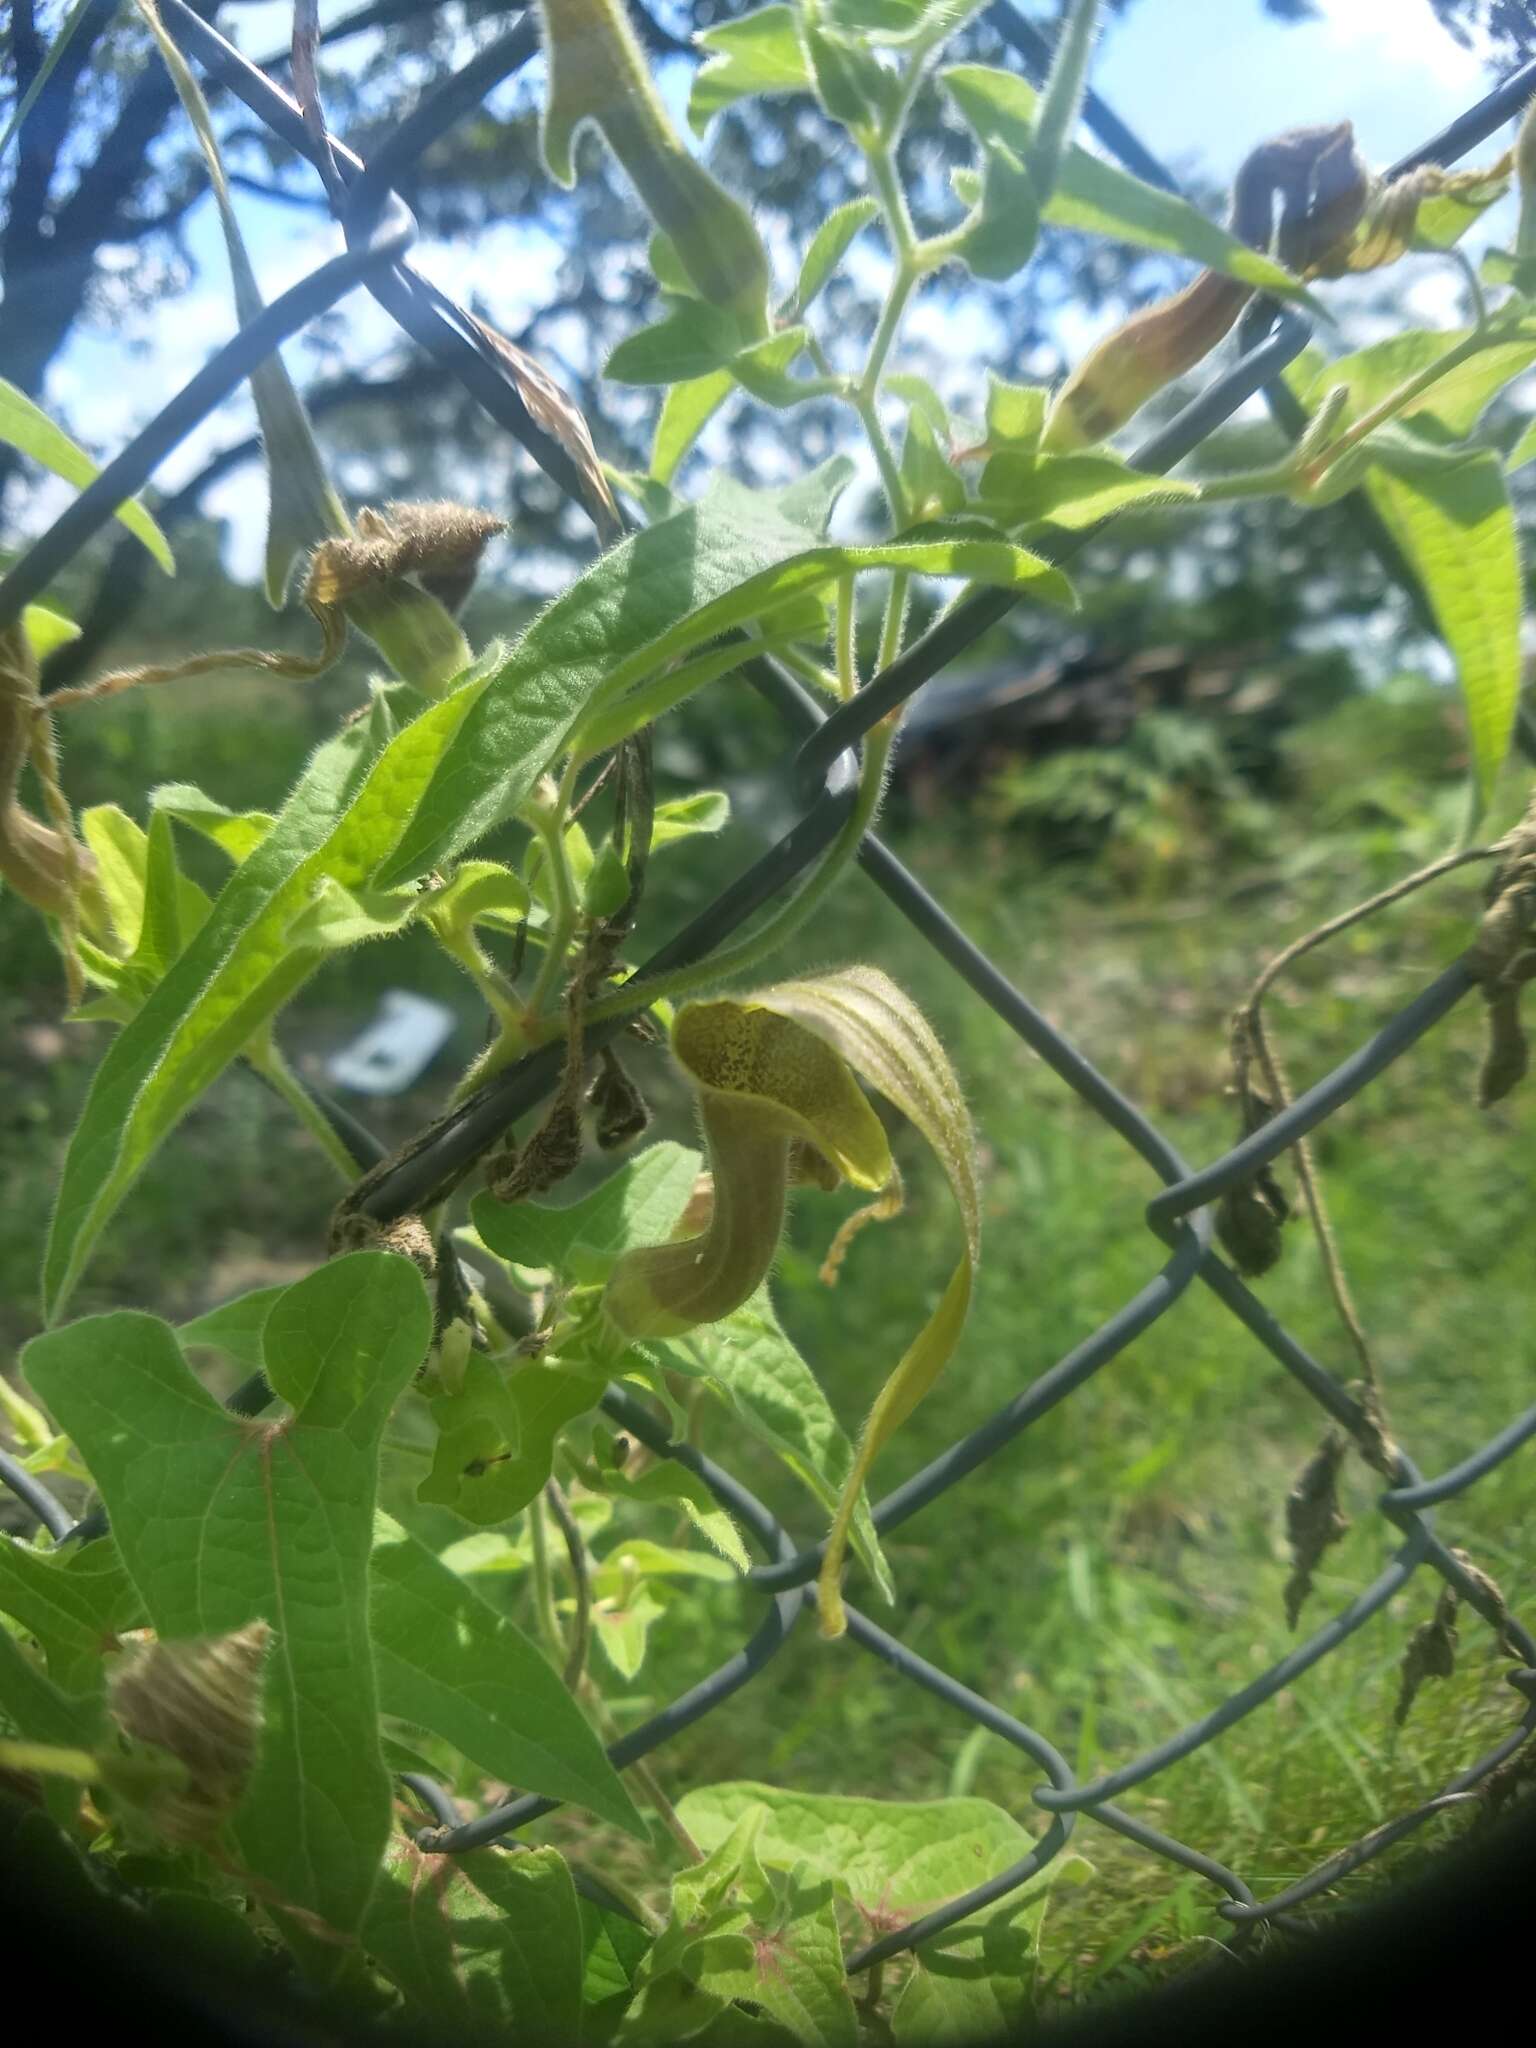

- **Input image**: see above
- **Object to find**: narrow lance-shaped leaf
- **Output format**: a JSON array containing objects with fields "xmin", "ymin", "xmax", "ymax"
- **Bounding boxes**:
[
  {"xmin": 375, "ymin": 474, "xmax": 1074, "ymax": 888},
  {"xmin": 43, "ymin": 651, "xmax": 500, "ymax": 1319},
  {"xmin": 0, "ymin": 379, "xmax": 173, "ymax": 573},
  {"xmin": 651, "ymin": 370, "xmax": 734, "ymax": 485},
  {"xmin": 1367, "ymin": 446, "xmax": 1523, "ymax": 810},
  {"xmin": 368, "ymin": 1516, "xmax": 644, "ymax": 1835},
  {"xmin": 23, "ymin": 1254, "xmax": 432, "ymax": 1942}
]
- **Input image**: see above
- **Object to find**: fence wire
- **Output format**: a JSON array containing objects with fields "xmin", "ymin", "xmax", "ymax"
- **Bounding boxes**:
[{"xmin": 2, "ymin": 0, "xmax": 1535, "ymax": 1980}]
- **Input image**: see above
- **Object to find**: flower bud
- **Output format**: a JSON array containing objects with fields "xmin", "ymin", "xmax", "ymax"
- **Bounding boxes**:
[{"xmin": 536, "ymin": 0, "xmax": 770, "ymax": 335}]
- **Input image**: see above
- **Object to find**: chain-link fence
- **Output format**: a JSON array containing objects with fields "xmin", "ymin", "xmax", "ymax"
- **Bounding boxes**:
[{"xmin": 2, "ymin": 0, "xmax": 1534, "ymax": 1977}]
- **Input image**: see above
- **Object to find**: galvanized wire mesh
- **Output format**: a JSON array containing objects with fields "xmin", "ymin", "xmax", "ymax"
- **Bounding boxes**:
[{"xmin": 2, "ymin": 0, "xmax": 1534, "ymax": 1976}]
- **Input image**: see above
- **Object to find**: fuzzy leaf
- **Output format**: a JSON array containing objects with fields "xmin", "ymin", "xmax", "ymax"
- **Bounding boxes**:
[
  {"xmin": 472, "ymin": 1141, "xmax": 703, "ymax": 1287},
  {"xmin": 662, "ymin": 1288, "xmax": 895, "ymax": 1605},
  {"xmin": 943, "ymin": 65, "xmax": 1312, "ymax": 300},
  {"xmin": 690, "ymin": 5, "xmax": 814, "ymax": 137},
  {"xmin": 788, "ymin": 197, "xmax": 880, "ymax": 315},
  {"xmin": 373, "ymin": 478, "xmax": 1073, "ymax": 890},
  {"xmin": 651, "ymin": 370, "xmax": 735, "ymax": 484},
  {"xmin": 977, "ymin": 451, "xmax": 1199, "ymax": 530}
]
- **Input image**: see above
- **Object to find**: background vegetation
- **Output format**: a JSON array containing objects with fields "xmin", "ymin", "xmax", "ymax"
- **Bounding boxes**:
[{"xmin": 4, "ymin": 0, "xmax": 1535, "ymax": 2008}]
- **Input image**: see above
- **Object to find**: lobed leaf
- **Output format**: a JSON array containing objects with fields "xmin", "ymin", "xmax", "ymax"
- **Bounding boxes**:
[{"xmin": 23, "ymin": 1254, "xmax": 432, "ymax": 1940}]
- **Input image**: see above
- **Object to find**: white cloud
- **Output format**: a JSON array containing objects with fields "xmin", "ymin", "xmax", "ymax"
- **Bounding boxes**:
[{"xmin": 1311, "ymin": 0, "xmax": 1484, "ymax": 90}]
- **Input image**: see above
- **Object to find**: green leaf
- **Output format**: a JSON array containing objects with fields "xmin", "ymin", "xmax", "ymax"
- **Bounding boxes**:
[
  {"xmin": 0, "ymin": 1581, "xmax": 102, "ymax": 1748},
  {"xmin": 730, "ymin": 329, "xmax": 822, "ymax": 408},
  {"xmin": 150, "ymin": 785, "xmax": 275, "ymax": 865},
  {"xmin": 677, "ymin": 1783, "xmax": 1039, "ymax": 1916},
  {"xmin": 375, "ymin": 484, "xmax": 1073, "ymax": 891},
  {"xmin": 587, "ymin": 1472, "xmax": 749, "ymax": 1574},
  {"xmin": 942, "ymin": 66, "xmax": 1313, "ymax": 300},
  {"xmin": 364, "ymin": 1839, "xmax": 585, "ymax": 2036},
  {"xmin": 369, "ymin": 1516, "xmax": 644, "ymax": 1836},
  {"xmin": 0, "ymin": 378, "xmax": 173, "ymax": 573},
  {"xmin": 977, "ymin": 451, "xmax": 1199, "ymax": 530},
  {"xmin": 1413, "ymin": 174, "xmax": 1509, "ymax": 253},
  {"xmin": 0, "ymin": 1624, "xmax": 98, "ymax": 1826},
  {"xmin": 282, "ymin": 875, "xmax": 423, "ymax": 949},
  {"xmin": 127, "ymin": 807, "xmax": 209, "ymax": 979},
  {"xmin": 801, "ymin": 16, "xmax": 900, "ymax": 135},
  {"xmin": 693, "ymin": 1869, "xmax": 857, "ymax": 2048},
  {"xmin": 22, "ymin": 602, "xmax": 80, "ymax": 658},
  {"xmin": 591, "ymin": 1582, "xmax": 666, "ymax": 1680},
  {"xmin": 890, "ymin": 1901, "xmax": 1045, "ymax": 2044},
  {"xmin": 608, "ymin": 300, "xmax": 747, "ymax": 386},
  {"xmin": 1505, "ymin": 415, "xmax": 1536, "ymax": 471},
  {"xmin": 43, "ymin": 656, "xmax": 499, "ymax": 1319},
  {"xmin": 690, "ymin": 6, "xmax": 813, "ymax": 137},
  {"xmin": 178, "ymin": 1285, "xmax": 286, "ymax": 1368},
  {"xmin": 651, "ymin": 790, "xmax": 732, "ymax": 849},
  {"xmin": 1365, "ymin": 448, "xmax": 1522, "ymax": 809},
  {"xmin": 23, "ymin": 1254, "xmax": 432, "ymax": 1939},
  {"xmin": 900, "ymin": 407, "xmax": 967, "ymax": 519},
  {"xmin": 661, "ymin": 1291, "xmax": 894, "ymax": 1605},
  {"xmin": 419, "ymin": 1357, "xmax": 608, "ymax": 1526},
  {"xmin": 580, "ymin": 1890, "xmax": 653, "ymax": 2024},
  {"xmin": 984, "ymin": 374, "xmax": 1047, "ymax": 450},
  {"xmin": 592, "ymin": 1535, "xmax": 739, "ymax": 1586},
  {"xmin": 1301, "ymin": 329, "xmax": 1536, "ymax": 442},
  {"xmin": 787, "ymin": 197, "xmax": 880, "ymax": 316},
  {"xmin": 474, "ymin": 1140, "xmax": 705, "ymax": 1287},
  {"xmin": 0, "ymin": 1535, "xmax": 138, "ymax": 1695},
  {"xmin": 424, "ymin": 858, "xmax": 530, "ymax": 936},
  {"xmin": 648, "ymin": 231, "xmax": 702, "ymax": 299},
  {"xmin": 652, "ymin": 371, "xmax": 735, "ymax": 484}
]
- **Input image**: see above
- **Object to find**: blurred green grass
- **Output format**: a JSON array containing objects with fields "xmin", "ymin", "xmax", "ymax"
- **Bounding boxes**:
[{"xmin": 2, "ymin": 674, "xmax": 1532, "ymax": 2004}]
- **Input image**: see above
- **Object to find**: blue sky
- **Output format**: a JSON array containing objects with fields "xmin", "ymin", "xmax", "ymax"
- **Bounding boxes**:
[{"xmin": 41, "ymin": 0, "xmax": 1523, "ymax": 571}]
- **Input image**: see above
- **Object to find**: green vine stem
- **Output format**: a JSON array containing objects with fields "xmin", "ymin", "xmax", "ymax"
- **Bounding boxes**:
[{"xmin": 246, "ymin": 1039, "xmax": 363, "ymax": 1181}]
